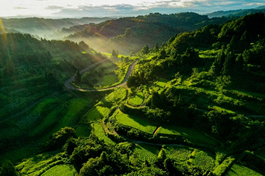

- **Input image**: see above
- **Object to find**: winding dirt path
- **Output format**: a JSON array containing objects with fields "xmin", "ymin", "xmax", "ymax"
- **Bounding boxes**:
[{"xmin": 64, "ymin": 59, "xmax": 138, "ymax": 92}]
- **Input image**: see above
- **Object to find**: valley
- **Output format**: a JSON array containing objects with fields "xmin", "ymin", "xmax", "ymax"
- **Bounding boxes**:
[{"xmin": 0, "ymin": 8, "xmax": 265, "ymax": 176}]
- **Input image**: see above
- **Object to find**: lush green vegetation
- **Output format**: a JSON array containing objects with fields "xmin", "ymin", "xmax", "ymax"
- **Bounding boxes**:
[
  {"xmin": 2, "ymin": 11, "xmax": 265, "ymax": 176},
  {"xmin": 128, "ymin": 91, "xmax": 144, "ymax": 106},
  {"xmin": 115, "ymin": 112, "xmax": 157, "ymax": 134},
  {"xmin": 42, "ymin": 164, "xmax": 77, "ymax": 176},
  {"xmin": 158, "ymin": 126, "xmax": 218, "ymax": 146},
  {"xmin": 93, "ymin": 122, "xmax": 115, "ymax": 145},
  {"xmin": 68, "ymin": 12, "xmax": 232, "ymax": 54},
  {"xmin": 85, "ymin": 106, "xmax": 110, "ymax": 122},
  {"xmin": 134, "ymin": 144, "xmax": 160, "ymax": 162},
  {"xmin": 226, "ymin": 164, "xmax": 263, "ymax": 176}
]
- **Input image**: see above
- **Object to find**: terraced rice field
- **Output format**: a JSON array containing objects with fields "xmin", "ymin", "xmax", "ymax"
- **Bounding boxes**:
[
  {"xmin": 158, "ymin": 125, "xmax": 218, "ymax": 146},
  {"xmin": 115, "ymin": 113, "xmax": 157, "ymax": 134},
  {"xmin": 129, "ymin": 92, "xmax": 144, "ymax": 106},
  {"xmin": 226, "ymin": 164, "xmax": 262, "ymax": 176}
]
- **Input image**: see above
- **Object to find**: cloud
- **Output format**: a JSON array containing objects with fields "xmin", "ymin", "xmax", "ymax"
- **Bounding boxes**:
[
  {"xmin": 46, "ymin": 5, "xmax": 65, "ymax": 10},
  {"xmin": 13, "ymin": 6, "xmax": 28, "ymax": 9},
  {"xmin": 3, "ymin": 0, "xmax": 265, "ymax": 18}
]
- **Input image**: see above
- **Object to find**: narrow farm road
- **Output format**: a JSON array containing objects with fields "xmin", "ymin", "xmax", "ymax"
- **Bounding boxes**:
[{"xmin": 64, "ymin": 59, "xmax": 138, "ymax": 92}]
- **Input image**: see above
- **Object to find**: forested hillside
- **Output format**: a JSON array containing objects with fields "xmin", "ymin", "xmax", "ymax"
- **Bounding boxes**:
[
  {"xmin": 1, "ymin": 12, "xmax": 265, "ymax": 176},
  {"xmin": 207, "ymin": 6, "xmax": 265, "ymax": 18},
  {"xmin": 67, "ymin": 12, "xmax": 231, "ymax": 54},
  {"xmin": 0, "ymin": 17, "xmax": 112, "ymax": 38},
  {"xmin": 0, "ymin": 33, "xmax": 107, "ymax": 158}
]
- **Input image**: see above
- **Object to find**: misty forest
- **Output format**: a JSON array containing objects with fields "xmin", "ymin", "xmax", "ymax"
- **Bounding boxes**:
[{"xmin": 1, "ymin": 5, "xmax": 265, "ymax": 176}]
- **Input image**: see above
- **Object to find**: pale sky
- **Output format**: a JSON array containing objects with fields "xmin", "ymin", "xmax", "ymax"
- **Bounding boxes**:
[{"xmin": 0, "ymin": 0, "xmax": 264, "ymax": 18}]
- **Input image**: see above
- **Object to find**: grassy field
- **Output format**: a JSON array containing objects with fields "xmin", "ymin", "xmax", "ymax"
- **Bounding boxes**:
[
  {"xmin": 86, "ymin": 106, "xmax": 110, "ymax": 122},
  {"xmin": 158, "ymin": 126, "xmax": 218, "ymax": 146},
  {"xmin": 29, "ymin": 97, "xmax": 92, "ymax": 139},
  {"xmin": 129, "ymin": 92, "xmax": 144, "ymax": 106},
  {"xmin": 61, "ymin": 98, "xmax": 92, "ymax": 127},
  {"xmin": 210, "ymin": 106, "xmax": 237, "ymax": 114},
  {"xmin": 155, "ymin": 78, "xmax": 169, "ymax": 88},
  {"xmin": 134, "ymin": 144, "xmax": 160, "ymax": 162},
  {"xmin": 15, "ymin": 151, "xmax": 60, "ymax": 175},
  {"xmin": 31, "ymin": 97, "xmax": 58, "ymax": 115},
  {"xmin": 115, "ymin": 112, "xmax": 157, "ymax": 134},
  {"xmin": 199, "ymin": 49, "xmax": 220, "ymax": 59},
  {"xmin": 165, "ymin": 146, "xmax": 192, "ymax": 161},
  {"xmin": 226, "ymin": 164, "xmax": 262, "ymax": 176},
  {"xmin": 95, "ymin": 75, "xmax": 118, "ymax": 87},
  {"xmin": 42, "ymin": 165, "xmax": 77, "ymax": 176},
  {"xmin": 30, "ymin": 106, "xmax": 63, "ymax": 136},
  {"xmin": 81, "ymin": 61, "xmax": 120, "ymax": 88},
  {"xmin": 93, "ymin": 122, "xmax": 115, "ymax": 145},
  {"xmin": 189, "ymin": 150, "xmax": 215, "ymax": 171},
  {"xmin": 101, "ymin": 87, "xmax": 127, "ymax": 105}
]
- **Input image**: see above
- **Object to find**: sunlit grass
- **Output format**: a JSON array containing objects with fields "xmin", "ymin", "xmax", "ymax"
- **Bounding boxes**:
[
  {"xmin": 211, "ymin": 106, "xmax": 237, "ymax": 114},
  {"xmin": 86, "ymin": 106, "xmax": 110, "ymax": 122},
  {"xmin": 199, "ymin": 49, "xmax": 220, "ymax": 59},
  {"xmin": 154, "ymin": 78, "xmax": 169, "ymax": 88},
  {"xmin": 15, "ymin": 151, "xmax": 61, "ymax": 176},
  {"xmin": 158, "ymin": 125, "xmax": 218, "ymax": 146},
  {"xmin": 115, "ymin": 112, "xmax": 157, "ymax": 134},
  {"xmin": 189, "ymin": 150, "xmax": 215, "ymax": 171},
  {"xmin": 30, "ymin": 97, "xmax": 92, "ymax": 141},
  {"xmin": 134, "ymin": 144, "xmax": 160, "ymax": 162},
  {"xmin": 42, "ymin": 165, "xmax": 77, "ymax": 176},
  {"xmin": 101, "ymin": 87, "xmax": 127, "ymax": 105},
  {"xmin": 226, "ymin": 164, "xmax": 262, "ymax": 176},
  {"xmin": 61, "ymin": 98, "xmax": 92, "ymax": 127},
  {"xmin": 129, "ymin": 92, "xmax": 144, "ymax": 106},
  {"xmin": 230, "ymin": 89, "xmax": 265, "ymax": 99},
  {"xmin": 93, "ymin": 122, "xmax": 115, "ymax": 145},
  {"xmin": 165, "ymin": 146, "xmax": 192, "ymax": 161},
  {"xmin": 95, "ymin": 75, "xmax": 118, "ymax": 87}
]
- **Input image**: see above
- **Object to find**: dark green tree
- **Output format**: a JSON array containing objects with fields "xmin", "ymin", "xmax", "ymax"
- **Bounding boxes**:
[
  {"xmin": 47, "ymin": 127, "xmax": 77, "ymax": 151},
  {"xmin": 112, "ymin": 49, "xmax": 119, "ymax": 58},
  {"xmin": 154, "ymin": 43, "xmax": 159, "ymax": 52},
  {"xmin": 79, "ymin": 41, "xmax": 89, "ymax": 50},
  {"xmin": 0, "ymin": 160, "xmax": 19, "ymax": 176},
  {"xmin": 157, "ymin": 49, "xmax": 167, "ymax": 59},
  {"xmin": 127, "ymin": 76, "xmax": 138, "ymax": 88},
  {"xmin": 221, "ymin": 51, "xmax": 235, "ymax": 75},
  {"xmin": 235, "ymin": 54, "xmax": 244, "ymax": 73},
  {"xmin": 63, "ymin": 138, "xmax": 78, "ymax": 155},
  {"xmin": 210, "ymin": 50, "xmax": 226, "ymax": 76},
  {"xmin": 141, "ymin": 45, "xmax": 150, "ymax": 55}
]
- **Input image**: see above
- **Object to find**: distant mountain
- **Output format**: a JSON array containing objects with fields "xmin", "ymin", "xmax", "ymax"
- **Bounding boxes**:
[
  {"xmin": 207, "ymin": 6, "xmax": 265, "ymax": 18},
  {"xmin": 207, "ymin": 10, "xmax": 244, "ymax": 18},
  {"xmin": 67, "ymin": 12, "xmax": 230, "ymax": 54},
  {"xmin": 0, "ymin": 17, "xmax": 112, "ymax": 39}
]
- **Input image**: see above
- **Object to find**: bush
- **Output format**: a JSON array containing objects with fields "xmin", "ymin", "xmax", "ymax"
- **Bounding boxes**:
[
  {"xmin": 63, "ymin": 138, "xmax": 78, "ymax": 155},
  {"xmin": 212, "ymin": 156, "xmax": 235, "ymax": 176},
  {"xmin": 0, "ymin": 160, "xmax": 19, "ymax": 176},
  {"xmin": 46, "ymin": 127, "xmax": 77, "ymax": 151}
]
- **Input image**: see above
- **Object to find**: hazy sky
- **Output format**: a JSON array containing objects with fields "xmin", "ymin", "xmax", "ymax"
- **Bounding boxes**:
[{"xmin": 0, "ymin": 0, "xmax": 264, "ymax": 18}]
